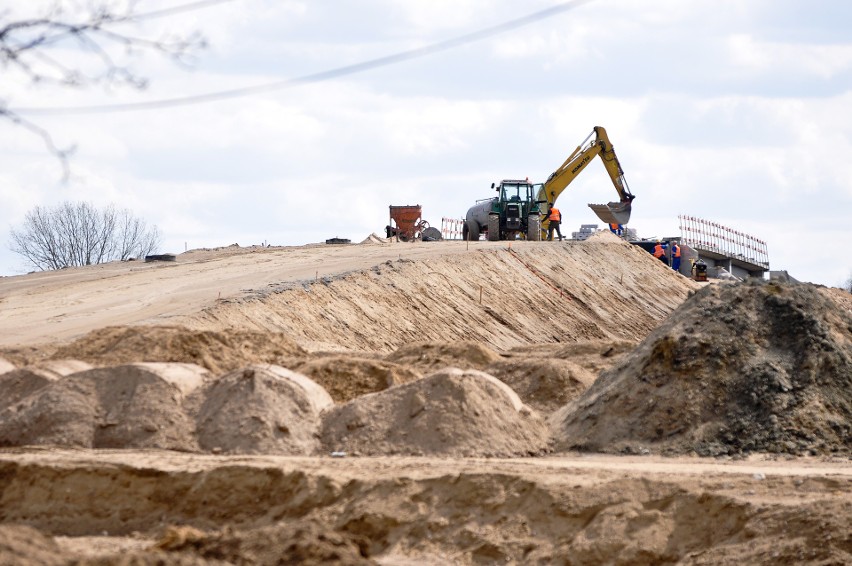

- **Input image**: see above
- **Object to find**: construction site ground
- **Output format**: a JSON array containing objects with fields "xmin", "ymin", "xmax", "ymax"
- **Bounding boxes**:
[{"xmin": 0, "ymin": 232, "xmax": 849, "ymax": 565}]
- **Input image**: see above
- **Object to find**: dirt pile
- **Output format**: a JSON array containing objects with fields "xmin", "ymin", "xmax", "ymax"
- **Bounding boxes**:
[
  {"xmin": 551, "ymin": 280, "xmax": 852, "ymax": 456},
  {"xmin": 0, "ymin": 360, "xmax": 94, "ymax": 412},
  {"xmin": 0, "ymin": 367, "xmax": 60, "ymax": 412},
  {"xmin": 385, "ymin": 340, "xmax": 503, "ymax": 372},
  {"xmin": 0, "ymin": 358, "xmax": 565, "ymax": 456},
  {"xmin": 0, "ymin": 363, "xmax": 209, "ymax": 451},
  {"xmin": 290, "ymin": 356, "xmax": 421, "ymax": 403},
  {"xmin": 51, "ymin": 326, "xmax": 307, "ymax": 374},
  {"xmin": 485, "ymin": 357, "xmax": 594, "ymax": 414},
  {"xmin": 190, "ymin": 364, "xmax": 333, "ymax": 455},
  {"xmin": 322, "ymin": 368, "xmax": 549, "ymax": 457},
  {"xmin": 483, "ymin": 340, "xmax": 635, "ymax": 414}
]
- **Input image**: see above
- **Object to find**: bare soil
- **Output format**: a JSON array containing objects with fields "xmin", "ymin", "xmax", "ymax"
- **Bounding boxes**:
[
  {"xmin": 551, "ymin": 279, "xmax": 852, "ymax": 456},
  {"xmin": 0, "ymin": 233, "xmax": 849, "ymax": 565}
]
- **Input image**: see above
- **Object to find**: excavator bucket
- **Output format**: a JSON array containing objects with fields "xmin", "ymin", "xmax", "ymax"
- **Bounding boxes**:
[{"xmin": 588, "ymin": 201, "xmax": 632, "ymax": 225}]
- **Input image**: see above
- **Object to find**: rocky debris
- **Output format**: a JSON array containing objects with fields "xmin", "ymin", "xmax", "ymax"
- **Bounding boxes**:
[
  {"xmin": 51, "ymin": 326, "xmax": 307, "ymax": 374},
  {"xmin": 551, "ymin": 281, "xmax": 852, "ymax": 456},
  {"xmin": 322, "ymin": 368, "xmax": 550, "ymax": 457}
]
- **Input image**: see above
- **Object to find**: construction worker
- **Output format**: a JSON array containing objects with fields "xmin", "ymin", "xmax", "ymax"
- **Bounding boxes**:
[
  {"xmin": 671, "ymin": 241, "xmax": 682, "ymax": 271},
  {"xmin": 653, "ymin": 240, "xmax": 668, "ymax": 265},
  {"xmin": 545, "ymin": 206, "xmax": 563, "ymax": 241},
  {"xmin": 609, "ymin": 223, "xmax": 623, "ymax": 236}
]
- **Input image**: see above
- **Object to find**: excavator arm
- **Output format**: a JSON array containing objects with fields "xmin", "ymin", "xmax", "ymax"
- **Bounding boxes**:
[{"xmin": 537, "ymin": 126, "xmax": 635, "ymax": 227}]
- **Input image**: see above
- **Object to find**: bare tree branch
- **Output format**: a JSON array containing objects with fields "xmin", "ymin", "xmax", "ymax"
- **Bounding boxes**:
[
  {"xmin": 0, "ymin": 106, "xmax": 74, "ymax": 181},
  {"xmin": 0, "ymin": 1, "xmax": 208, "ymax": 176}
]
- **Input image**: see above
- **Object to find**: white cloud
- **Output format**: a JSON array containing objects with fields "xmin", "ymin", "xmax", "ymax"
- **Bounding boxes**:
[
  {"xmin": 381, "ymin": 98, "xmax": 507, "ymax": 154},
  {"xmin": 727, "ymin": 34, "xmax": 852, "ymax": 79}
]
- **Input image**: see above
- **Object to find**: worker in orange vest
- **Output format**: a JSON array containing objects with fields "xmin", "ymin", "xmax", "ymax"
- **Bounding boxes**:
[
  {"xmin": 545, "ymin": 206, "xmax": 563, "ymax": 241},
  {"xmin": 671, "ymin": 242, "xmax": 682, "ymax": 271},
  {"xmin": 653, "ymin": 240, "xmax": 668, "ymax": 265},
  {"xmin": 609, "ymin": 223, "xmax": 623, "ymax": 236}
]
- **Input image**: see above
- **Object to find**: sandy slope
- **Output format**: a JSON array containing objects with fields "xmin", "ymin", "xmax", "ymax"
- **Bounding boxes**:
[
  {"xmin": 0, "ymin": 240, "xmax": 515, "ymax": 347},
  {"xmin": 0, "ymin": 235, "xmax": 694, "ymax": 351}
]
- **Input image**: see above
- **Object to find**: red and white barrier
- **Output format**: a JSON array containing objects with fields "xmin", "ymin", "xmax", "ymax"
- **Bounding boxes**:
[
  {"xmin": 441, "ymin": 217, "xmax": 464, "ymax": 240},
  {"xmin": 678, "ymin": 215, "xmax": 769, "ymax": 267}
]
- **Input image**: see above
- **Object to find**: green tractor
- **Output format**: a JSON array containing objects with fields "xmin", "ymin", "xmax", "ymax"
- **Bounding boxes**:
[{"xmin": 463, "ymin": 179, "xmax": 544, "ymax": 241}]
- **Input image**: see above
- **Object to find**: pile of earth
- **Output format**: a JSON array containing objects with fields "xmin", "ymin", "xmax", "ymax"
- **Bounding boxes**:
[
  {"xmin": 287, "ymin": 355, "xmax": 421, "ymax": 403},
  {"xmin": 1, "ymin": 332, "xmax": 632, "ymax": 414},
  {"xmin": 48, "ymin": 326, "xmax": 308, "ymax": 374},
  {"xmin": 0, "ymin": 362, "xmax": 549, "ymax": 457},
  {"xmin": 0, "ymin": 363, "xmax": 212, "ymax": 452},
  {"xmin": 322, "ymin": 368, "xmax": 549, "ymax": 457},
  {"xmin": 551, "ymin": 280, "xmax": 852, "ymax": 456}
]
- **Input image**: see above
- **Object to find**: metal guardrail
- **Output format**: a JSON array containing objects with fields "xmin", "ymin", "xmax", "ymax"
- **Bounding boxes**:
[{"xmin": 679, "ymin": 215, "xmax": 769, "ymax": 268}]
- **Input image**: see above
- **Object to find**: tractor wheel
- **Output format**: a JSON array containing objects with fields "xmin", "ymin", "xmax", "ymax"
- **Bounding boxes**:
[
  {"xmin": 465, "ymin": 220, "xmax": 480, "ymax": 241},
  {"xmin": 487, "ymin": 214, "xmax": 500, "ymax": 241},
  {"xmin": 527, "ymin": 215, "xmax": 541, "ymax": 241}
]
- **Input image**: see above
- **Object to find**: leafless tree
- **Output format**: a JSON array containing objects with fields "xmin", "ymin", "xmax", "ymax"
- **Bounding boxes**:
[
  {"xmin": 844, "ymin": 272, "xmax": 852, "ymax": 294},
  {"xmin": 0, "ymin": 0, "xmax": 209, "ymax": 177},
  {"xmin": 10, "ymin": 201, "xmax": 161, "ymax": 270}
]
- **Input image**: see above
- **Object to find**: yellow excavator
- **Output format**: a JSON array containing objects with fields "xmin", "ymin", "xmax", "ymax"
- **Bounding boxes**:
[{"xmin": 538, "ymin": 126, "xmax": 635, "ymax": 234}]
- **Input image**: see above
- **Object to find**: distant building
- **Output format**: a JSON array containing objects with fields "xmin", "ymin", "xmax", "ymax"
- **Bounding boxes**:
[{"xmin": 571, "ymin": 224, "xmax": 598, "ymax": 240}]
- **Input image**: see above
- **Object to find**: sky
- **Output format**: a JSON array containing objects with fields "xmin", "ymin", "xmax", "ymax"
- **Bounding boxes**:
[{"xmin": 1, "ymin": 0, "xmax": 850, "ymax": 288}]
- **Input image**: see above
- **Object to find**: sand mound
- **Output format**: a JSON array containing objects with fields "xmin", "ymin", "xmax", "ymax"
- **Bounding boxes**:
[
  {"xmin": 385, "ymin": 341, "xmax": 502, "ymax": 372},
  {"xmin": 485, "ymin": 358, "xmax": 595, "ymax": 415},
  {"xmin": 0, "ymin": 369, "xmax": 59, "ymax": 412},
  {"xmin": 190, "ymin": 365, "xmax": 333, "ymax": 455},
  {"xmin": 0, "ymin": 360, "xmax": 93, "ymax": 412},
  {"xmin": 551, "ymin": 281, "xmax": 852, "ymax": 455},
  {"xmin": 290, "ymin": 356, "xmax": 421, "ymax": 403},
  {"xmin": 322, "ymin": 368, "xmax": 549, "ymax": 457},
  {"xmin": 52, "ymin": 325, "xmax": 307, "ymax": 374},
  {"xmin": 360, "ymin": 232, "xmax": 389, "ymax": 245},
  {"xmin": 0, "ymin": 363, "xmax": 208, "ymax": 451}
]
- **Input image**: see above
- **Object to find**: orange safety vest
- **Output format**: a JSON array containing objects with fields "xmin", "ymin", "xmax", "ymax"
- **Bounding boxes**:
[
  {"xmin": 672, "ymin": 244, "xmax": 681, "ymax": 258},
  {"xmin": 548, "ymin": 207, "xmax": 561, "ymax": 222},
  {"xmin": 653, "ymin": 244, "xmax": 665, "ymax": 257},
  {"xmin": 610, "ymin": 223, "xmax": 619, "ymax": 230}
]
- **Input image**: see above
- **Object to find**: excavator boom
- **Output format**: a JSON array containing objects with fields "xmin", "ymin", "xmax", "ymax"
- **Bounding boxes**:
[{"xmin": 537, "ymin": 126, "xmax": 635, "ymax": 227}]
